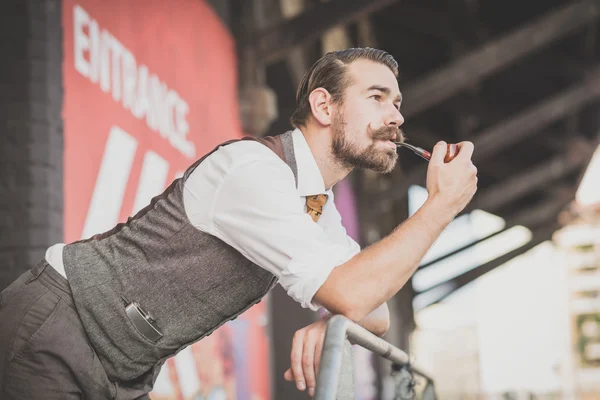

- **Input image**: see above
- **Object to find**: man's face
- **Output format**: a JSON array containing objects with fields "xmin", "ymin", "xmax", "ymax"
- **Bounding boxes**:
[{"xmin": 331, "ymin": 59, "xmax": 404, "ymax": 173}]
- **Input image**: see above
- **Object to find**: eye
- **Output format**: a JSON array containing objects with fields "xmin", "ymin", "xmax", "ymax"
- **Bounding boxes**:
[{"xmin": 370, "ymin": 94, "xmax": 381, "ymax": 101}]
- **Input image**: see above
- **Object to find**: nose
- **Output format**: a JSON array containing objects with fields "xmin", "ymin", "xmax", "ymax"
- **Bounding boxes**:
[{"xmin": 385, "ymin": 107, "xmax": 404, "ymax": 128}]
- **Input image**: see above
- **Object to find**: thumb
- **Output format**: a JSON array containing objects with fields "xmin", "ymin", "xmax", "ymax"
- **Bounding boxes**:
[
  {"xmin": 429, "ymin": 141, "xmax": 447, "ymax": 166},
  {"xmin": 284, "ymin": 368, "xmax": 293, "ymax": 381}
]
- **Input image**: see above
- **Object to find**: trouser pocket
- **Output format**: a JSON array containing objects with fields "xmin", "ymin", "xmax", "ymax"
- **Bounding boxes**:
[{"xmin": 10, "ymin": 290, "xmax": 61, "ymax": 361}]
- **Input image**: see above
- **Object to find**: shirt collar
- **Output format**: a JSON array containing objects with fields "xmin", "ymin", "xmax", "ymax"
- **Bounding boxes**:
[{"xmin": 291, "ymin": 128, "xmax": 327, "ymax": 196}]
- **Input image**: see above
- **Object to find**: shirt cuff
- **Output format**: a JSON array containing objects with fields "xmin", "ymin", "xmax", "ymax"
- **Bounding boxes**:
[{"xmin": 278, "ymin": 243, "xmax": 357, "ymax": 311}]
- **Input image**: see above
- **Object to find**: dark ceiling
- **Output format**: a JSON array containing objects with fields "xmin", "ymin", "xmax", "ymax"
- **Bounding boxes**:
[{"xmin": 233, "ymin": 0, "xmax": 600, "ymax": 306}]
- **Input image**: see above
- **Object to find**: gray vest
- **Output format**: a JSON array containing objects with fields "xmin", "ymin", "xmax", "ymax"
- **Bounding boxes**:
[{"xmin": 63, "ymin": 132, "xmax": 298, "ymax": 389}]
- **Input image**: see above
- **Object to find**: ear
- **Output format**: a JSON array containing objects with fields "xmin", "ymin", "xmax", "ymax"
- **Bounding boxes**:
[{"xmin": 308, "ymin": 88, "xmax": 333, "ymax": 126}]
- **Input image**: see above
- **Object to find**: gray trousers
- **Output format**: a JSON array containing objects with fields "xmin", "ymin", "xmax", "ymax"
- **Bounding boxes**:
[{"xmin": 0, "ymin": 260, "xmax": 150, "ymax": 399}]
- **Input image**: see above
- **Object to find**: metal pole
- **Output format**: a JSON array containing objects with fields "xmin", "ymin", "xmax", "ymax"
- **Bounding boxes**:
[
  {"xmin": 315, "ymin": 315, "xmax": 434, "ymax": 400},
  {"xmin": 315, "ymin": 316, "xmax": 350, "ymax": 399}
]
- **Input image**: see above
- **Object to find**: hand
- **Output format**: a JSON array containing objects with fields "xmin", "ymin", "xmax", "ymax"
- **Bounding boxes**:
[
  {"xmin": 284, "ymin": 318, "xmax": 329, "ymax": 397},
  {"xmin": 425, "ymin": 141, "xmax": 478, "ymax": 216}
]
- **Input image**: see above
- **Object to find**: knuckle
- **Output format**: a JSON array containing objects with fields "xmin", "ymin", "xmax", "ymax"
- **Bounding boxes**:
[{"xmin": 302, "ymin": 353, "xmax": 313, "ymax": 364}]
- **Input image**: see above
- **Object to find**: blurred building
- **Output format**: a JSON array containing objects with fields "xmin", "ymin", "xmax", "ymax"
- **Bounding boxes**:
[
  {"xmin": 554, "ymin": 150, "xmax": 600, "ymax": 399},
  {"xmin": 557, "ymin": 225, "xmax": 600, "ymax": 399}
]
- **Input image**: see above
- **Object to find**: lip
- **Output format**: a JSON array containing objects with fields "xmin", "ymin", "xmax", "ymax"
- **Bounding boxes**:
[{"xmin": 378, "ymin": 139, "xmax": 397, "ymax": 149}]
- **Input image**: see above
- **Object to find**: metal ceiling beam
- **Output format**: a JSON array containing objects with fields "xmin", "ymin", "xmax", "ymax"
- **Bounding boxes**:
[
  {"xmin": 378, "ymin": 5, "xmax": 453, "ymax": 41},
  {"xmin": 377, "ymin": 68, "xmax": 600, "ymax": 213},
  {"xmin": 253, "ymin": 0, "xmax": 399, "ymax": 64},
  {"xmin": 414, "ymin": 222, "xmax": 558, "ymax": 309},
  {"xmin": 465, "ymin": 149, "xmax": 591, "ymax": 213},
  {"xmin": 401, "ymin": 0, "xmax": 600, "ymax": 118},
  {"xmin": 417, "ymin": 192, "xmax": 569, "ymax": 270}
]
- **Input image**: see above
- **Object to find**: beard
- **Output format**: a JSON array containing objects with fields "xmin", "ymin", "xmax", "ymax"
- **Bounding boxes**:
[{"xmin": 331, "ymin": 113, "xmax": 400, "ymax": 174}]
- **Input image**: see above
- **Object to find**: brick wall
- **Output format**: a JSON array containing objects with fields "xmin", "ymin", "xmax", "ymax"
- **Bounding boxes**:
[{"xmin": 0, "ymin": 0, "xmax": 63, "ymax": 290}]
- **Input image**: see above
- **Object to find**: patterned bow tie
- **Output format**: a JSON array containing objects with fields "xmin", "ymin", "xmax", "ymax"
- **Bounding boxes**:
[{"xmin": 306, "ymin": 194, "xmax": 329, "ymax": 222}]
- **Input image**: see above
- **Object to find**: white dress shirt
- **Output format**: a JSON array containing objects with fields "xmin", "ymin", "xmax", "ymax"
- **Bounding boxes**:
[{"xmin": 46, "ymin": 129, "xmax": 360, "ymax": 310}]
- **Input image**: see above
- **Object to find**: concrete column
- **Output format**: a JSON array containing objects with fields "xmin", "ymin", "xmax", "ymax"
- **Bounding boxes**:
[{"xmin": 0, "ymin": 0, "xmax": 63, "ymax": 290}]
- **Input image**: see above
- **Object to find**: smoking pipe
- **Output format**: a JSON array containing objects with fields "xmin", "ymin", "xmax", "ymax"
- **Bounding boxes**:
[{"xmin": 395, "ymin": 142, "xmax": 459, "ymax": 163}]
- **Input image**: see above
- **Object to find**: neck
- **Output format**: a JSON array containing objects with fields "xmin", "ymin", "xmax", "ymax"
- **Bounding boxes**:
[{"xmin": 299, "ymin": 123, "xmax": 352, "ymax": 189}]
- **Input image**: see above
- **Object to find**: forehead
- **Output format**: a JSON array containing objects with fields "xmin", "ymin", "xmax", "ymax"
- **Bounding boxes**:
[{"xmin": 346, "ymin": 59, "xmax": 400, "ymax": 94}]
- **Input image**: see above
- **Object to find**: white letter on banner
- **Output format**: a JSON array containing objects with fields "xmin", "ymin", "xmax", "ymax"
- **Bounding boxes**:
[
  {"xmin": 81, "ymin": 126, "xmax": 138, "ymax": 239},
  {"xmin": 122, "ymin": 50, "xmax": 137, "ymax": 111},
  {"xmin": 88, "ymin": 18, "xmax": 100, "ymax": 83},
  {"xmin": 131, "ymin": 151, "xmax": 169, "ymax": 215},
  {"xmin": 175, "ymin": 99, "xmax": 193, "ymax": 157},
  {"xmin": 133, "ymin": 65, "xmax": 149, "ymax": 121},
  {"xmin": 99, "ymin": 30, "xmax": 112, "ymax": 94},
  {"xmin": 147, "ymin": 74, "xmax": 163, "ymax": 132},
  {"xmin": 73, "ymin": 5, "xmax": 90, "ymax": 79},
  {"xmin": 110, "ymin": 36, "xmax": 125, "ymax": 102},
  {"xmin": 152, "ymin": 77, "xmax": 169, "ymax": 137}
]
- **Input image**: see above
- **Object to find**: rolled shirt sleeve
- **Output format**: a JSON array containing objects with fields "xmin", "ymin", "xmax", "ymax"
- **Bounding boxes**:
[{"xmin": 208, "ymin": 159, "xmax": 359, "ymax": 310}]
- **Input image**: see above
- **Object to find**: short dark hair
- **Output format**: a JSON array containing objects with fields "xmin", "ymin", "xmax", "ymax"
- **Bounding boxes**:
[{"xmin": 290, "ymin": 47, "xmax": 399, "ymax": 128}]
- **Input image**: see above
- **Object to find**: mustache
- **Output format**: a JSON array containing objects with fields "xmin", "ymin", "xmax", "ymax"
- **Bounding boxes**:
[{"xmin": 370, "ymin": 126, "xmax": 405, "ymax": 143}]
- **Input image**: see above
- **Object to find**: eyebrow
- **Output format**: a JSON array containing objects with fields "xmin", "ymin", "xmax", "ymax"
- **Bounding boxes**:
[{"xmin": 367, "ymin": 85, "xmax": 403, "ymax": 104}]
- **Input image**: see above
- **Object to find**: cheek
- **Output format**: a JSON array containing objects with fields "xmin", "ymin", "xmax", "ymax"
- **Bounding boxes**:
[
  {"xmin": 345, "ymin": 108, "xmax": 370, "ymax": 135},
  {"xmin": 357, "ymin": 102, "xmax": 385, "ymax": 133}
]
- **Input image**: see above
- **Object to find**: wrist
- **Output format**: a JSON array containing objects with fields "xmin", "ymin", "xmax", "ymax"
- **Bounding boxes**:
[{"xmin": 421, "ymin": 195, "xmax": 456, "ymax": 227}]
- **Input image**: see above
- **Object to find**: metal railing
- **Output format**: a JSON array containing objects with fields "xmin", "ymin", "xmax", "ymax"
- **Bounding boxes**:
[{"xmin": 315, "ymin": 315, "xmax": 436, "ymax": 400}]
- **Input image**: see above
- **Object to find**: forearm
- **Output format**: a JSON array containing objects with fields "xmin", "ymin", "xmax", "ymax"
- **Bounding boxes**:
[
  {"xmin": 321, "ymin": 302, "xmax": 390, "ymax": 337},
  {"xmin": 315, "ymin": 196, "xmax": 454, "ymax": 321}
]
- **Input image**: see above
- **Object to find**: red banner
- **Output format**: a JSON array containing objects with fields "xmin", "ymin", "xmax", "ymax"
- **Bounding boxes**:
[
  {"xmin": 62, "ymin": 1, "xmax": 271, "ymax": 399},
  {"xmin": 62, "ymin": 0, "xmax": 243, "ymax": 241}
]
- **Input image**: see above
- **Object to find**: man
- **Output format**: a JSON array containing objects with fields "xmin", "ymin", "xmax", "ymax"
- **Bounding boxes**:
[{"xmin": 0, "ymin": 47, "xmax": 477, "ymax": 399}]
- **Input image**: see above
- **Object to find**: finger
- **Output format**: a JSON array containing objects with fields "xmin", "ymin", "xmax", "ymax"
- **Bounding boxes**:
[
  {"xmin": 314, "ymin": 333, "xmax": 325, "ymax": 378},
  {"xmin": 429, "ymin": 141, "xmax": 447, "ymax": 166},
  {"xmin": 456, "ymin": 141, "xmax": 474, "ymax": 160},
  {"xmin": 284, "ymin": 368, "xmax": 293, "ymax": 381},
  {"xmin": 309, "ymin": 337, "xmax": 325, "ymax": 398},
  {"xmin": 311, "ymin": 340, "xmax": 325, "ymax": 397},
  {"xmin": 302, "ymin": 334, "xmax": 317, "ymax": 396},
  {"xmin": 291, "ymin": 332, "xmax": 306, "ymax": 391}
]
